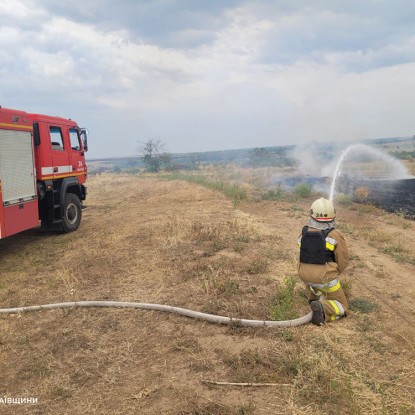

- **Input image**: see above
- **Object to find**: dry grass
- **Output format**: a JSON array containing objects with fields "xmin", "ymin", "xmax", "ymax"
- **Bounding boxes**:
[
  {"xmin": 354, "ymin": 186, "xmax": 369, "ymax": 203},
  {"xmin": 0, "ymin": 171, "xmax": 414, "ymax": 415}
]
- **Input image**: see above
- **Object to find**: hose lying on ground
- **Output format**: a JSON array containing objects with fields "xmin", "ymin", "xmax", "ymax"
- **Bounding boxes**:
[{"xmin": 0, "ymin": 301, "xmax": 312, "ymax": 327}]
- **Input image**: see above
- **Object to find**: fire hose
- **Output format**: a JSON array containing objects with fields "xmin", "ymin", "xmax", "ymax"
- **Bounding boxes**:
[{"xmin": 0, "ymin": 301, "xmax": 312, "ymax": 327}]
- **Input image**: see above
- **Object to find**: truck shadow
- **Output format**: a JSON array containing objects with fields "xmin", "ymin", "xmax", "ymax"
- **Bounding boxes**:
[{"xmin": 0, "ymin": 228, "xmax": 56, "ymax": 258}]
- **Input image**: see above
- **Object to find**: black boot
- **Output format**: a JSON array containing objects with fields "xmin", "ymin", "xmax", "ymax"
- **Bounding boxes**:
[{"xmin": 310, "ymin": 301, "xmax": 325, "ymax": 326}]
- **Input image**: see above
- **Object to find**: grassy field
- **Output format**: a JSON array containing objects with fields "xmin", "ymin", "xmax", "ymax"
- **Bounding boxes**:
[{"xmin": 0, "ymin": 170, "xmax": 414, "ymax": 414}]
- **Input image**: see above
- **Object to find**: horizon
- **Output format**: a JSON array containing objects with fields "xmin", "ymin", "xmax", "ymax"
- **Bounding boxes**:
[{"xmin": 87, "ymin": 135, "xmax": 413, "ymax": 161}]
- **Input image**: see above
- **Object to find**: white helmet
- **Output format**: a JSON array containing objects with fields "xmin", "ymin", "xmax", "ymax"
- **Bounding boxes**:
[{"xmin": 310, "ymin": 197, "xmax": 336, "ymax": 222}]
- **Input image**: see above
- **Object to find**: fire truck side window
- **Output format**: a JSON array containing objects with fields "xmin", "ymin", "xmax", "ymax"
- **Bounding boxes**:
[
  {"xmin": 69, "ymin": 129, "xmax": 81, "ymax": 151},
  {"xmin": 50, "ymin": 126, "xmax": 64, "ymax": 151}
]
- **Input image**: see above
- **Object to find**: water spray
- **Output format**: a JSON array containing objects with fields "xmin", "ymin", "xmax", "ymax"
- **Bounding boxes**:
[
  {"xmin": 329, "ymin": 146, "xmax": 352, "ymax": 201},
  {"xmin": 328, "ymin": 143, "xmax": 411, "ymax": 202}
]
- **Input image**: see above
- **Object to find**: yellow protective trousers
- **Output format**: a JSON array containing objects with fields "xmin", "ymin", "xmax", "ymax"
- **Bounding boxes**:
[{"xmin": 305, "ymin": 278, "xmax": 349, "ymax": 322}]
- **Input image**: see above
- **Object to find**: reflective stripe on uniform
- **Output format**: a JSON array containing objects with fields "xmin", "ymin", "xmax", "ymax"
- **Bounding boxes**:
[
  {"xmin": 306, "ymin": 278, "xmax": 340, "ymax": 292},
  {"xmin": 326, "ymin": 237, "xmax": 337, "ymax": 246},
  {"xmin": 328, "ymin": 300, "xmax": 345, "ymax": 317},
  {"xmin": 322, "ymin": 280, "xmax": 341, "ymax": 293},
  {"xmin": 325, "ymin": 237, "xmax": 337, "ymax": 252}
]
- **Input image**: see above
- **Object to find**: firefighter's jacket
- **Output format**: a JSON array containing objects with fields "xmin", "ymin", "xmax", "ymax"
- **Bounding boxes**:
[{"xmin": 297, "ymin": 227, "xmax": 349, "ymax": 285}]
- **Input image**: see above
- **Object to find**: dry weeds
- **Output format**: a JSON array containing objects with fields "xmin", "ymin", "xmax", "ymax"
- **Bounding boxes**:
[{"xmin": 0, "ymin": 172, "xmax": 414, "ymax": 414}]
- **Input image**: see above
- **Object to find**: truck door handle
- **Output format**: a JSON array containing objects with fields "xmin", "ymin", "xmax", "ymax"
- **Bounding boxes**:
[{"xmin": 53, "ymin": 167, "xmax": 58, "ymax": 173}]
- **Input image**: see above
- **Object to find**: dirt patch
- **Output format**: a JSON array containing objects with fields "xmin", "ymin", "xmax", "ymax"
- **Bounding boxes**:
[{"xmin": 0, "ymin": 173, "xmax": 414, "ymax": 414}]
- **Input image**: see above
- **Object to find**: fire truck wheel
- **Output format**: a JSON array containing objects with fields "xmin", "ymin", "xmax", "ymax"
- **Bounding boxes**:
[{"xmin": 63, "ymin": 193, "xmax": 82, "ymax": 232}]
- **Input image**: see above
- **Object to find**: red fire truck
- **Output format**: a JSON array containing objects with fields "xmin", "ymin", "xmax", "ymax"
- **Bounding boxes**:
[{"xmin": 0, "ymin": 106, "xmax": 88, "ymax": 239}]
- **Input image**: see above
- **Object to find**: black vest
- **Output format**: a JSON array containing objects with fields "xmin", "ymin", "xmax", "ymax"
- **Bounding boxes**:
[{"xmin": 299, "ymin": 226, "xmax": 335, "ymax": 265}]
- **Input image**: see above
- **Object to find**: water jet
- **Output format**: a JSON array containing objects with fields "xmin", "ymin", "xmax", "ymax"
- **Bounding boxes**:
[{"xmin": 328, "ymin": 144, "xmax": 415, "ymax": 218}]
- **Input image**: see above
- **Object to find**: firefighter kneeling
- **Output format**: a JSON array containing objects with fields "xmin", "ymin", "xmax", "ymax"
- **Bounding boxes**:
[{"xmin": 297, "ymin": 197, "xmax": 349, "ymax": 325}]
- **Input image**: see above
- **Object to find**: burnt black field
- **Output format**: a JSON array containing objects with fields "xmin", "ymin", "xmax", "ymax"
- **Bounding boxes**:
[{"xmin": 338, "ymin": 177, "xmax": 415, "ymax": 219}]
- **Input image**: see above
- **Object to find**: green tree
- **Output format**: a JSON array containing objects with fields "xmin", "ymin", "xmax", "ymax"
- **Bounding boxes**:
[
  {"xmin": 249, "ymin": 147, "xmax": 295, "ymax": 167},
  {"xmin": 249, "ymin": 147, "xmax": 272, "ymax": 167},
  {"xmin": 138, "ymin": 139, "xmax": 171, "ymax": 172}
]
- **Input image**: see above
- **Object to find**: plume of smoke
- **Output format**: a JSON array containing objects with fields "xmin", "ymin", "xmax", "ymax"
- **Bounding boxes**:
[
  {"xmin": 292, "ymin": 142, "xmax": 349, "ymax": 178},
  {"xmin": 292, "ymin": 143, "xmax": 327, "ymax": 177}
]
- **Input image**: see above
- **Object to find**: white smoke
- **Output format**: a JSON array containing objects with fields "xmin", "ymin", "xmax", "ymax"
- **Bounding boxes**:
[{"xmin": 292, "ymin": 143, "xmax": 328, "ymax": 177}]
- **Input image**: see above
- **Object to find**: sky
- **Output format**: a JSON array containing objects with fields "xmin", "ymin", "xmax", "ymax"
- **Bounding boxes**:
[{"xmin": 1, "ymin": 0, "xmax": 415, "ymax": 159}]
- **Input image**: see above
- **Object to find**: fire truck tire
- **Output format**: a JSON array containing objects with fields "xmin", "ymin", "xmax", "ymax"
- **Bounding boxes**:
[{"xmin": 62, "ymin": 193, "xmax": 82, "ymax": 232}]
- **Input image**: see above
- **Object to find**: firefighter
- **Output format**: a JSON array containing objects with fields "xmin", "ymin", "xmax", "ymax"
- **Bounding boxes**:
[{"xmin": 297, "ymin": 197, "xmax": 349, "ymax": 325}]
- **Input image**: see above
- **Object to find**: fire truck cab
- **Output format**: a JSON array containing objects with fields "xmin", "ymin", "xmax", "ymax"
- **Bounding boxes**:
[{"xmin": 0, "ymin": 106, "xmax": 88, "ymax": 239}]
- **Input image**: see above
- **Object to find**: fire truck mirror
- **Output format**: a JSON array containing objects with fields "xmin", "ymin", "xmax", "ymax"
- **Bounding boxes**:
[{"xmin": 80, "ymin": 128, "xmax": 89, "ymax": 152}]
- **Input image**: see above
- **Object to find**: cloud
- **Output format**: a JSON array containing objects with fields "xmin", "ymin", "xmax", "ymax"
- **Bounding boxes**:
[
  {"xmin": 0, "ymin": 0, "xmax": 44, "ymax": 20},
  {"xmin": 1, "ymin": 0, "xmax": 414, "ymax": 158}
]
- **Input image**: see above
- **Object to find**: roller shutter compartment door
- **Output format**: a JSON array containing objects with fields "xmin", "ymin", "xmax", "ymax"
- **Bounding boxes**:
[{"xmin": 0, "ymin": 129, "xmax": 36, "ymax": 204}]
